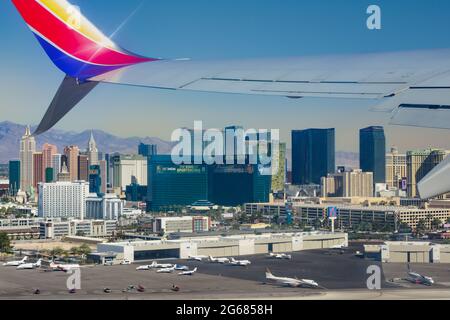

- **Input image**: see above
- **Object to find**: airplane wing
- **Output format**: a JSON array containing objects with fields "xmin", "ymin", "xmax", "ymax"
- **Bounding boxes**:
[{"xmin": 89, "ymin": 49, "xmax": 450, "ymax": 130}]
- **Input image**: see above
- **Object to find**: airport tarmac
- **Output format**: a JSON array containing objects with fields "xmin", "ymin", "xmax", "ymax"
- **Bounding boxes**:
[{"xmin": 1, "ymin": 247, "xmax": 450, "ymax": 300}]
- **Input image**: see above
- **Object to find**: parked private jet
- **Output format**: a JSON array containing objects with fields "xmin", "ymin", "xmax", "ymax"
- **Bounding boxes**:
[
  {"xmin": 174, "ymin": 264, "xmax": 189, "ymax": 271},
  {"xmin": 209, "ymin": 256, "xmax": 230, "ymax": 264},
  {"xmin": 406, "ymin": 264, "xmax": 435, "ymax": 286},
  {"xmin": 230, "ymin": 258, "xmax": 251, "ymax": 266},
  {"xmin": 331, "ymin": 244, "xmax": 347, "ymax": 249},
  {"xmin": 136, "ymin": 265, "xmax": 151, "ymax": 271},
  {"xmin": 17, "ymin": 259, "xmax": 42, "ymax": 270},
  {"xmin": 188, "ymin": 255, "xmax": 208, "ymax": 262},
  {"xmin": 178, "ymin": 268, "xmax": 198, "ymax": 276},
  {"xmin": 265, "ymin": 269, "xmax": 319, "ymax": 288},
  {"xmin": 268, "ymin": 253, "xmax": 292, "ymax": 260},
  {"xmin": 49, "ymin": 261, "xmax": 80, "ymax": 272},
  {"xmin": 149, "ymin": 261, "xmax": 173, "ymax": 269},
  {"xmin": 156, "ymin": 266, "xmax": 176, "ymax": 273},
  {"xmin": 2, "ymin": 256, "xmax": 28, "ymax": 267}
]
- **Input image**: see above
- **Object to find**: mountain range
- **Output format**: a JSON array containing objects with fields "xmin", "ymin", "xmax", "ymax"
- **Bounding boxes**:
[
  {"xmin": 0, "ymin": 121, "xmax": 175, "ymax": 163},
  {"xmin": 0, "ymin": 121, "xmax": 359, "ymax": 168}
]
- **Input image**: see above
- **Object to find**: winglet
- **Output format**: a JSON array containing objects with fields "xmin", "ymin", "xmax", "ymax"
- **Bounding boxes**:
[{"xmin": 33, "ymin": 76, "xmax": 98, "ymax": 136}]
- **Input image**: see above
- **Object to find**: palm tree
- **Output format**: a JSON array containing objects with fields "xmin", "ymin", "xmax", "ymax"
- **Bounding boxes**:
[
  {"xmin": 416, "ymin": 219, "xmax": 427, "ymax": 235},
  {"xmin": 431, "ymin": 218, "xmax": 443, "ymax": 231},
  {"xmin": 314, "ymin": 218, "xmax": 322, "ymax": 230}
]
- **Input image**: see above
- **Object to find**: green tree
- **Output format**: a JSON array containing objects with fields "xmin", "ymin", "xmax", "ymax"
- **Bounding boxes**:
[
  {"xmin": 398, "ymin": 221, "xmax": 412, "ymax": 233},
  {"xmin": 78, "ymin": 244, "xmax": 92, "ymax": 256},
  {"xmin": 70, "ymin": 247, "xmax": 80, "ymax": 255},
  {"xmin": 50, "ymin": 247, "xmax": 65, "ymax": 257},
  {"xmin": 0, "ymin": 232, "xmax": 11, "ymax": 253},
  {"xmin": 416, "ymin": 219, "xmax": 427, "ymax": 235},
  {"xmin": 431, "ymin": 218, "xmax": 443, "ymax": 230},
  {"xmin": 313, "ymin": 218, "xmax": 322, "ymax": 230}
]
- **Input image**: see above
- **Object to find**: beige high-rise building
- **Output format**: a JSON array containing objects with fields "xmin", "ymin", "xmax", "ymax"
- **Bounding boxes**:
[
  {"xmin": 386, "ymin": 147, "xmax": 407, "ymax": 190},
  {"xmin": 112, "ymin": 154, "xmax": 147, "ymax": 191},
  {"xmin": 321, "ymin": 169, "xmax": 373, "ymax": 198},
  {"xmin": 64, "ymin": 146, "xmax": 80, "ymax": 182},
  {"xmin": 407, "ymin": 149, "xmax": 448, "ymax": 198},
  {"xmin": 20, "ymin": 126, "xmax": 36, "ymax": 193},
  {"xmin": 42, "ymin": 143, "xmax": 58, "ymax": 172}
]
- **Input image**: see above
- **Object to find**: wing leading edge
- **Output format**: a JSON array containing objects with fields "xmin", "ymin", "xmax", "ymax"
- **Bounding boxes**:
[{"xmin": 89, "ymin": 50, "xmax": 450, "ymax": 129}]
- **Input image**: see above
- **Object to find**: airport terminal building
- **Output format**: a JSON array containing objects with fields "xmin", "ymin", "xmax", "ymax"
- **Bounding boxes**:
[
  {"xmin": 364, "ymin": 242, "xmax": 450, "ymax": 264},
  {"xmin": 96, "ymin": 231, "xmax": 348, "ymax": 263}
]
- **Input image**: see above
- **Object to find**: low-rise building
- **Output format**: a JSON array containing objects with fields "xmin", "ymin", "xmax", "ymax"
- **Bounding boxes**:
[
  {"xmin": 364, "ymin": 241, "xmax": 450, "ymax": 264},
  {"xmin": 96, "ymin": 231, "xmax": 348, "ymax": 262},
  {"xmin": 39, "ymin": 219, "xmax": 117, "ymax": 239},
  {"xmin": 0, "ymin": 218, "xmax": 44, "ymax": 239},
  {"xmin": 152, "ymin": 216, "xmax": 210, "ymax": 234},
  {"xmin": 86, "ymin": 193, "xmax": 123, "ymax": 220},
  {"xmin": 245, "ymin": 201, "xmax": 450, "ymax": 231}
]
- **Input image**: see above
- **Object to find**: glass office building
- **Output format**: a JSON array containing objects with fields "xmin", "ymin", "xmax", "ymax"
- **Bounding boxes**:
[
  {"xmin": 147, "ymin": 156, "xmax": 271, "ymax": 211},
  {"xmin": 89, "ymin": 165, "xmax": 102, "ymax": 195},
  {"xmin": 9, "ymin": 160, "xmax": 20, "ymax": 196},
  {"xmin": 360, "ymin": 126, "xmax": 386, "ymax": 184},
  {"xmin": 291, "ymin": 129, "xmax": 335, "ymax": 185},
  {"xmin": 147, "ymin": 155, "xmax": 209, "ymax": 211},
  {"xmin": 138, "ymin": 143, "xmax": 158, "ymax": 158},
  {"xmin": 208, "ymin": 164, "xmax": 271, "ymax": 206}
]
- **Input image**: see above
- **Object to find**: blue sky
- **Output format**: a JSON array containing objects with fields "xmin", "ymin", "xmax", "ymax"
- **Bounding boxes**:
[{"xmin": 1, "ymin": 0, "xmax": 450, "ymax": 152}]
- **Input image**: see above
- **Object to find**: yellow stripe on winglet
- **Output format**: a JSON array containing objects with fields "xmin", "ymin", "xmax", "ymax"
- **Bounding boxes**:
[{"xmin": 37, "ymin": 0, "xmax": 118, "ymax": 49}]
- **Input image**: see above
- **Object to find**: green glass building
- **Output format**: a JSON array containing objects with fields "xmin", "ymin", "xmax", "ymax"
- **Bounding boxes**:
[
  {"xmin": 147, "ymin": 156, "xmax": 209, "ymax": 211},
  {"xmin": 147, "ymin": 156, "xmax": 271, "ymax": 211},
  {"xmin": 45, "ymin": 167, "xmax": 54, "ymax": 183},
  {"xmin": 208, "ymin": 164, "xmax": 271, "ymax": 206},
  {"xmin": 9, "ymin": 160, "xmax": 20, "ymax": 196}
]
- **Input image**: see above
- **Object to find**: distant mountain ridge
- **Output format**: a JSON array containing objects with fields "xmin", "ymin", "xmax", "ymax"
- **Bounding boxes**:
[{"xmin": 0, "ymin": 121, "xmax": 175, "ymax": 164}]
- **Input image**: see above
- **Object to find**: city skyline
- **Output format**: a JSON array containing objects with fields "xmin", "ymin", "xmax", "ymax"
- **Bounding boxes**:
[{"xmin": 1, "ymin": 1, "xmax": 450, "ymax": 151}]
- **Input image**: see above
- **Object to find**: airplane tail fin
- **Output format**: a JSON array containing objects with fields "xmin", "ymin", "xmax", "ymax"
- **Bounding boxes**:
[
  {"xmin": 11, "ymin": 0, "xmax": 157, "ymax": 135},
  {"xmin": 193, "ymin": 268, "xmax": 198, "ymax": 272},
  {"xmin": 265, "ymin": 268, "xmax": 273, "ymax": 278},
  {"xmin": 11, "ymin": 0, "xmax": 154, "ymax": 80}
]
